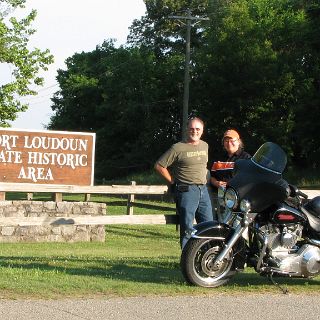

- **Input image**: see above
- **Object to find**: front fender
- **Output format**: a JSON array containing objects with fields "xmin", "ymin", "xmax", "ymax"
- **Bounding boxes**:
[
  {"xmin": 191, "ymin": 221, "xmax": 247, "ymax": 270},
  {"xmin": 191, "ymin": 221, "xmax": 234, "ymax": 240}
]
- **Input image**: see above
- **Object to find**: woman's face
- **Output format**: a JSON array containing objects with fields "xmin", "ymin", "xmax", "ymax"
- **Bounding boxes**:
[{"xmin": 223, "ymin": 137, "xmax": 240, "ymax": 155}]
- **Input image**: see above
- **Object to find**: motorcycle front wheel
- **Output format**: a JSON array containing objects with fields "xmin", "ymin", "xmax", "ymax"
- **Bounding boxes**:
[{"xmin": 180, "ymin": 238, "xmax": 235, "ymax": 287}]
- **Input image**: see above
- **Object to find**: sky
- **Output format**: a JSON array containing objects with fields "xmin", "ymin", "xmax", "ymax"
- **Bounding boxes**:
[{"xmin": 4, "ymin": 0, "xmax": 146, "ymax": 130}]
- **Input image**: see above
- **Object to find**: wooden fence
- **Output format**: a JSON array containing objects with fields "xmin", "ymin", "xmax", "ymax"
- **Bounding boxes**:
[
  {"xmin": 0, "ymin": 182, "xmax": 178, "ymax": 226},
  {"xmin": 0, "ymin": 182, "xmax": 318, "ymax": 227}
]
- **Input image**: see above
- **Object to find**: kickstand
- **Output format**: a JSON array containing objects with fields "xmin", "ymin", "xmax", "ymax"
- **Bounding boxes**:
[{"xmin": 268, "ymin": 272, "xmax": 289, "ymax": 294}]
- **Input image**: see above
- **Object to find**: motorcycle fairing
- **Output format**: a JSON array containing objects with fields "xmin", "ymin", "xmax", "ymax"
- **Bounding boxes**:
[{"xmin": 228, "ymin": 158, "xmax": 288, "ymax": 212}]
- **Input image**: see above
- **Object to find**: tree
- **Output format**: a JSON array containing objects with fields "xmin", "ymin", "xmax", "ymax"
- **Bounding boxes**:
[
  {"xmin": 48, "ymin": 0, "xmax": 320, "ymax": 180},
  {"xmin": 0, "ymin": 0, "xmax": 53, "ymax": 126},
  {"xmin": 128, "ymin": 0, "xmax": 211, "ymax": 131},
  {"xmin": 129, "ymin": 0, "xmax": 320, "ymax": 166},
  {"xmin": 290, "ymin": 1, "xmax": 320, "ymax": 167},
  {"xmin": 48, "ymin": 40, "xmax": 183, "ymax": 180},
  {"xmin": 192, "ymin": 0, "xmax": 320, "ymax": 164}
]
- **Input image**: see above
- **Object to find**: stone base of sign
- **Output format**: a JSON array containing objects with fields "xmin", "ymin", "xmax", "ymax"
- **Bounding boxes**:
[{"xmin": 0, "ymin": 201, "xmax": 106, "ymax": 242}]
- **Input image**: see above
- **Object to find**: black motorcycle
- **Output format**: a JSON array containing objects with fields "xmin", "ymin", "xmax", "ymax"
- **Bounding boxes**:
[{"xmin": 180, "ymin": 142, "xmax": 320, "ymax": 290}]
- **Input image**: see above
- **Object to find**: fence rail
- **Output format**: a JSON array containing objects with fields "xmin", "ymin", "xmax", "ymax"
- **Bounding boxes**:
[
  {"xmin": 0, "ymin": 182, "xmax": 318, "ymax": 227},
  {"xmin": 1, "ymin": 182, "xmax": 316, "ymax": 198},
  {"xmin": 0, "ymin": 182, "xmax": 169, "ymax": 203},
  {"xmin": 0, "ymin": 182, "xmax": 174, "ymax": 226},
  {"xmin": 0, "ymin": 182, "xmax": 168, "ymax": 196}
]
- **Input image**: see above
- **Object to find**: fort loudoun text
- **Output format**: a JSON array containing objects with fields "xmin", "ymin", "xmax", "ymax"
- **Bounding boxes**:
[{"xmin": 0, "ymin": 133, "xmax": 93, "ymax": 183}]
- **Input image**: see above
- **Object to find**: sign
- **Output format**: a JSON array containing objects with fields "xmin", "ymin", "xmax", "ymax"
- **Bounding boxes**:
[{"xmin": 0, "ymin": 128, "xmax": 95, "ymax": 185}]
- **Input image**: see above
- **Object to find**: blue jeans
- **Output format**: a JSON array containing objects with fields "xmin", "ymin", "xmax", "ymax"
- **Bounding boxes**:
[{"xmin": 175, "ymin": 184, "xmax": 213, "ymax": 248}]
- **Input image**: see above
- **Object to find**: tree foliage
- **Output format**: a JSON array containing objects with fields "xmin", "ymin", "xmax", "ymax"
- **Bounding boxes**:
[
  {"xmin": 47, "ymin": 40, "xmax": 183, "ymax": 179},
  {"xmin": 0, "ymin": 0, "xmax": 53, "ymax": 126},
  {"xmin": 196, "ymin": 0, "xmax": 310, "ymax": 155},
  {"xmin": 48, "ymin": 0, "xmax": 320, "ymax": 180},
  {"xmin": 203, "ymin": 0, "xmax": 320, "ymax": 164}
]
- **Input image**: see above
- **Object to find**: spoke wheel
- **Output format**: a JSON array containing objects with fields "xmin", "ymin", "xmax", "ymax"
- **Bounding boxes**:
[{"xmin": 181, "ymin": 238, "xmax": 235, "ymax": 287}]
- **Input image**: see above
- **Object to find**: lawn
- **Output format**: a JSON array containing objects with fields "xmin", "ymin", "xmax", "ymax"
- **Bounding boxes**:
[
  {"xmin": 0, "ymin": 224, "xmax": 319, "ymax": 299},
  {"xmin": 1, "ymin": 169, "xmax": 320, "ymax": 299}
]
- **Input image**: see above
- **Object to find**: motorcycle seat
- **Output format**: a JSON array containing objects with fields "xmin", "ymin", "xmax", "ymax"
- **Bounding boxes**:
[
  {"xmin": 302, "ymin": 196, "xmax": 320, "ymax": 233},
  {"xmin": 304, "ymin": 196, "xmax": 320, "ymax": 217}
]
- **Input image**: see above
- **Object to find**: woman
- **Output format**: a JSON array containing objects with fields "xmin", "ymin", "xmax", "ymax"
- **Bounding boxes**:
[
  {"xmin": 209, "ymin": 129, "xmax": 251, "ymax": 220},
  {"xmin": 210, "ymin": 129, "xmax": 251, "ymax": 188}
]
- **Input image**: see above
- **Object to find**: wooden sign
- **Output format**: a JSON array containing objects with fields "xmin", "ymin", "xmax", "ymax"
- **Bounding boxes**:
[{"xmin": 0, "ymin": 128, "xmax": 95, "ymax": 186}]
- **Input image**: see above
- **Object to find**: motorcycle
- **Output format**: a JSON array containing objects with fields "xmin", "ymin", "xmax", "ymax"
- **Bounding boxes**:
[{"xmin": 180, "ymin": 142, "xmax": 320, "ymax": 291}]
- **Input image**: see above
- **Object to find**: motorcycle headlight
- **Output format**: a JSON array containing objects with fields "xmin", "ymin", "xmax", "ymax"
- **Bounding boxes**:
[
  {"xmin": 217, "ymin": 186, "xmax": 226, "ymax": 206},
  {"xmin": 218, "ymin": 186, "xmax": 226, "ymax": 199},
  {"xmin": 225, "ymin": 188, "xmax": 238, "ymax": 209},
  {"xmin": 240, "ymin": 199, "xmax": 251, "ymax": 212}
]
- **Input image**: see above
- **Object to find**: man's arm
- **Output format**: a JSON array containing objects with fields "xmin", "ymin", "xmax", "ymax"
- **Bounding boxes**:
[{"xmin": 154, "ymin": 163, "xmax": 174, "ymax": 185}]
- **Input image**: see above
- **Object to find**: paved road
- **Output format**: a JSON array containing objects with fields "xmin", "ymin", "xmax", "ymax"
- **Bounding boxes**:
[{"xmin": 1, "ymin": 293, "xmax": 319, "ymax": 320}]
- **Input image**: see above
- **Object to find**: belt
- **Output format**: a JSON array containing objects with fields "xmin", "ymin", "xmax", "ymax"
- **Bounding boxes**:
[{"xmin": 177, "ymin": 183, "xmax": 205, "ymax": 186}]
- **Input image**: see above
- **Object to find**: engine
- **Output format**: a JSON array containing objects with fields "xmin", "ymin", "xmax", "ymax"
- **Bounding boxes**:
[
  {"xmin": 267, "ymin": 224, "xmax": 302, "ymax": 250},
  {"xmin": 260, "ymin": 224, "xmax": 320, "ymax": 278}
]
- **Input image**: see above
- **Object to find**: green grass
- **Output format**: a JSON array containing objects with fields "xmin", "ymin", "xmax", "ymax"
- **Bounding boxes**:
[
  {"xmin": 1, "ymin": 169, "xmax": 320, "ymax": 299},
  {"xmin": 284, "ymin": 167, "xmax": 320, "ymax": 189},
  {"xmin": 99, "ymin": 169, "xmax": 165, "ymax": 185},
  {"xmin": 0, "ymin": 224, "xmax": 319, "ymax": 299}
]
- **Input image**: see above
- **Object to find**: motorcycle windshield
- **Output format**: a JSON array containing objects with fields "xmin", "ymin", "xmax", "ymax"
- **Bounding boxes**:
[
  {"xmin": 228, "ymin": 142, "xmax": 288, "ymax": 212},
  {"xmin": 251, "ymin": 142, "xmax": 287, "ymax": 174}
]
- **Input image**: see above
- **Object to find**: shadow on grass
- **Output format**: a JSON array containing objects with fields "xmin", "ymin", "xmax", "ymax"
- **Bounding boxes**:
[
  {"xmin": 227, "ymin": 270, "xmax": 320, "ymax": 288},
  {"xmin": 0, "ymin": 255, "xmax": 183, "ymax": 284},
  {"xmin": 106, "ymin": 225, "xmax": 179, "ymax": 240},
  {"xmin": 106, "ymin": 201, "xmax": 175, "ymax": 212},
  {"xmin": 1, "ymin": 255, "xmax": 320, "ymax": 289}
]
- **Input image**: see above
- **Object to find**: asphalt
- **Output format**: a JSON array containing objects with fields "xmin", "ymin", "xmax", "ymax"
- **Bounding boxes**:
[{"xmin": 1, "ymin": 293, "xmax": 319, "ymax": 320}]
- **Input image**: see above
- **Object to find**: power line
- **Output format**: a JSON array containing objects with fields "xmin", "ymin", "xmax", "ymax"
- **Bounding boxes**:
[
  {"xmin": 37, "ymin": 83, "xmax": 59, "ymax": 92},
  {"xmin": 19, "ymin": 91, "xmax": 55, "ymax": 102}
]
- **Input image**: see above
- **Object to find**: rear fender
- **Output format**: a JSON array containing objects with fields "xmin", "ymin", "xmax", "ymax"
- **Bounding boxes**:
[{"xmin": 191, "ymin": 221, "xmax": 234, "ymax": 240}]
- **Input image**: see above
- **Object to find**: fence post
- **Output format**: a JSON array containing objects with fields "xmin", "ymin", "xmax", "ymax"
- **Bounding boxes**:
[
  {"xmin": 0, "ymin": 192, "xmax": 5, "ymax": 201},
  {"xmin": 53, "ymin": 192, "xmax": 63, "ymax": 202},
  {"xmin": 127, "ymin": 181, "xmax": 136, "ymax": 215}
]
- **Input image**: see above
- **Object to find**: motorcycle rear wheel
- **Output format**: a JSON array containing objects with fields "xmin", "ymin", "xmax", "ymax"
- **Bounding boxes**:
[{"xmin": 180, "ymin": 238, "xmax": 235, "ymax": 287}]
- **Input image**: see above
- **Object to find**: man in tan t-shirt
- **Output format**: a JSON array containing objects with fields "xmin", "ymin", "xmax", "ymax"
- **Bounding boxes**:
[{"xmin": 155, "ymin": 117, "xmax": 213, "ymax": 248}]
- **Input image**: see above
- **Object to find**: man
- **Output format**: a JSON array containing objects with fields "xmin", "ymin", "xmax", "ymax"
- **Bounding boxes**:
[{"xmin": 154, "ymin": 117, "xmax": 213, "ymax": 248}]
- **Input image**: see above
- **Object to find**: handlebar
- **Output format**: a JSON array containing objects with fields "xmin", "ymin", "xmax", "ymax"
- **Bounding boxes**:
[
  {"xmin": 288, "ymin": 184, "xmax": 308, "ymax": 200},
  {"xmin": 297, "ymin": 190, "xmax": 308, "ymax": 199}
]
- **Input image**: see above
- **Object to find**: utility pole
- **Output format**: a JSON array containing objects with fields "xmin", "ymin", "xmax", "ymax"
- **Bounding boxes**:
[{"xmin": 169, "ymin": 10, "xmax": 209, "ymax": 140}]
